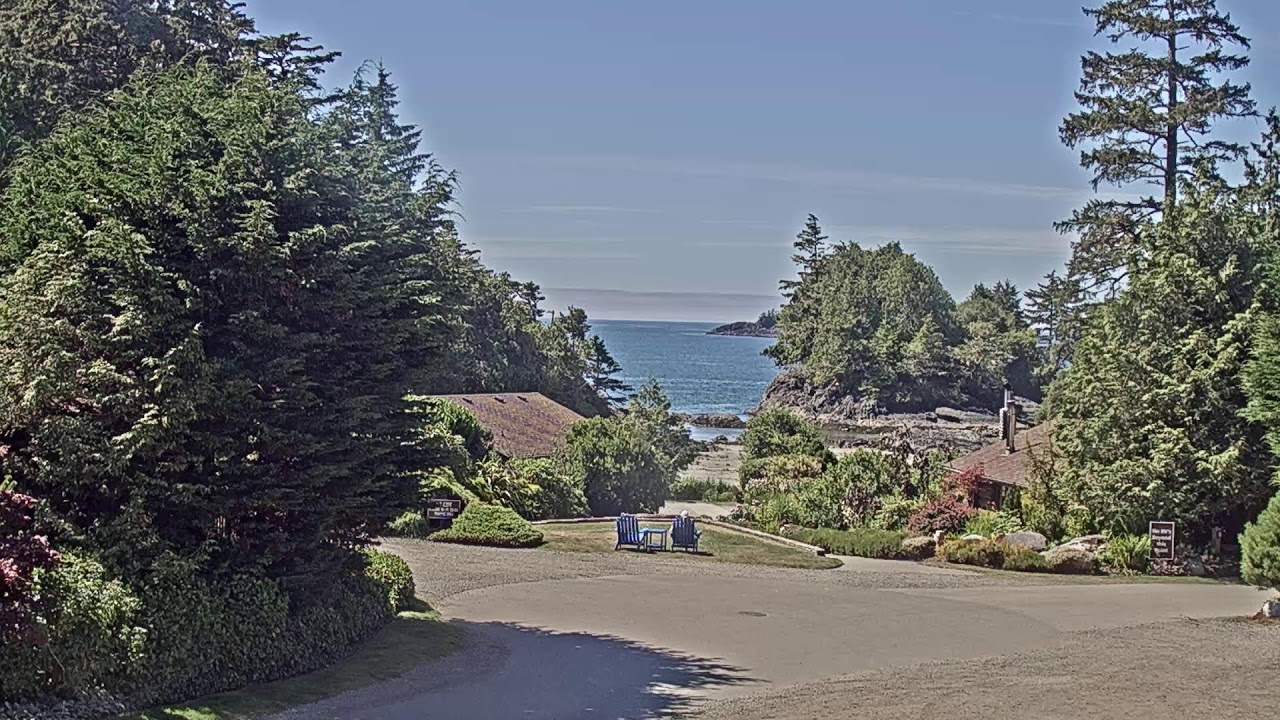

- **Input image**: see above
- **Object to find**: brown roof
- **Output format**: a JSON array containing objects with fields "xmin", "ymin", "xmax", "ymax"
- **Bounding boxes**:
[
  {"xmin": 947, "ymin": 422, "xmax": 1053, "ymax": 489},
  {"xmin": 427, "ymin": 392, "xmax": 584, "ymax": 459}
]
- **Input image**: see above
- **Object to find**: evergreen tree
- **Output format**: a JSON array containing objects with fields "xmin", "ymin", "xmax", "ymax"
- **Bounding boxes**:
[
  {"xmin": 1057, "ymin": 0, "xmax": 1255, "ymax": 293},
  {"xmin": 1049, "ymin": 171, "xmax": 1273, "ymax": 540},
  {"xmin": 0, "ymin": 1, "xmax": 257, "ymax": 179},
  {"xmin": 1024, "ymin": 270, "xmax": 1088, "ymax": 384},
  {"xmin": 953, "ymin": 282, "xmax": 1040, "ymax": 404},
  {"xmin": 780, "ymin": 213, "xmax": 827, "ymax": 297},
  {"xmin": 0, "ymin": 65, "xmax": 418, "ymax": 587}
]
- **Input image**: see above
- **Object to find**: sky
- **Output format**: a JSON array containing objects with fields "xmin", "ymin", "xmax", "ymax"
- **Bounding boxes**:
[{"xmin": 246, "ymin": 0, "xmax": 1280, "ymax": 322}]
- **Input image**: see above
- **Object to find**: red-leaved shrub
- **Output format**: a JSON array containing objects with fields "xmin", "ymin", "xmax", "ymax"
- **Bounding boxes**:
[
  {"xmin": 906, "ymin": 495, "xmax": 977, "ymax": 535},
  {"xmin": 1, "ymin": 489, "xmax": 59, "ymax": 645},
  {"xmin": 943, "ymin": 465, "xmax": 984, "ymax": 500}
]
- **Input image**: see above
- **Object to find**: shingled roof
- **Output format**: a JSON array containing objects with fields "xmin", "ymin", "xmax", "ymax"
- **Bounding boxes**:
[
  {"xmin": 947, "ymin": 422, "xmax": 1053, "ymax": 489},
  {"xmin": 428, "ymin": 392, "xmax": 585, "ymax": 459}
]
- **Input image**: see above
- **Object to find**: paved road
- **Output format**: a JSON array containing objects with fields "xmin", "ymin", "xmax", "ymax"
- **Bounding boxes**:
[{"xmin": 271, "ymin": 542, "xmax": 1270, "ymax": 720}]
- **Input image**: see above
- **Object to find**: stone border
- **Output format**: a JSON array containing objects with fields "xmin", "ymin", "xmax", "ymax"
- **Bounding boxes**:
[{"xmin": 531, "ymin": 516, "xmax": 827, "ymax": 556}]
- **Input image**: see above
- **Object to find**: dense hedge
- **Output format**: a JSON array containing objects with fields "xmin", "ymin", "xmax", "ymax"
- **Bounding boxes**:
[
  {"xmin": 669, "ymin": 477, "xmax": 736, "ymax": 503},
  {"xmin": 387, "ymin": 511, "xmax": 432, "ymax": 539},
  {"xmin": 0, "ymin": 549, "xmax": 413, "ymax": 706},
  {"xmin": 429, "ymin": 503, "xmax": 544, "ymax": 548}
]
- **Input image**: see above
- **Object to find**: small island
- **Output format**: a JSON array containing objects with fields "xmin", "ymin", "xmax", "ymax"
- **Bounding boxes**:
[{"xmin": 708, "ymin": 309, "xmax": 778, "ymax": 337}]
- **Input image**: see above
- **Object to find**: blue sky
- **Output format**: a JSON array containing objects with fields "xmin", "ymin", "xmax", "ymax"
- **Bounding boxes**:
[{"xmin": 247, "ymin": 0, "xmax": 1280, "ymax": 322}]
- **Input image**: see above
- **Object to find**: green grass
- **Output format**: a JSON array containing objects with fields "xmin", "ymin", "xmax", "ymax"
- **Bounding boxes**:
[
  {"xmin": 538, "ymin": 521, "xmax": 842, "ymax": 570},
  {"xmin": 118, "ymin": 601, "xmax": 464, "ymax": 720}
]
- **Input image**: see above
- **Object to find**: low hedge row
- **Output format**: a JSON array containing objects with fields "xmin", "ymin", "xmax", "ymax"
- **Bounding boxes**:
[
  {"xmin": 429, "ymin": 503, "xmax": 544, "ymax": 548},
  {"xmin": 780, "ymin": 527, "xmax": 935, "ymax": 560},
  {"xmin": 0, "ymin": 548, "xmax": 414, "ymax": 707}
]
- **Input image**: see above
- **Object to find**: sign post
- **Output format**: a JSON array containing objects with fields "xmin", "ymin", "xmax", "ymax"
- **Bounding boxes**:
[
  {"xmin": 427, "ymin": 498, "xmax": 462, "ymax": 529},
  {"xmin": 1149, "ymin": 521, "xmax": 1176, "ymax": 560}
]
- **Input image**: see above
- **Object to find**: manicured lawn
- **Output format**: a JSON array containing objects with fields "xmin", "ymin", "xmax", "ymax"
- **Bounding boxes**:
[
  {"xmin": 539, "ymin": 521, "xmax": 843, "ymax": 570},
  {"xmin": 119, "ymin": 602, "xmax": 464, "ymax": 720}
]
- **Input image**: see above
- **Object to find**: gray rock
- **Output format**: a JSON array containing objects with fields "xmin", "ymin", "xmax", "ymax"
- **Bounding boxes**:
[
  {"xmin": 960, "ymin": 534, "xmax": 986, "ymax": 542},
  {"xmin": 900, "ymin": 535, "xmax": 937, "ymax": 560},
  {"xmin": 1062, "ymin": 534, "xmax": 1107, "ymax": 551},
  {"xmin": 1183, "ymin": 556, "xmax": 1208, "ymax": 577},
  {"xmin": 1004, "ymin": 531, "xmax": 1048, "ymax": 551},
  {"xmin": 1262, "ymin": 599, "xmax": 1280, "ymax": 619},
  {"xmin": 1043, "ymin": 544, "xmax": 1100, "ymax": 574}
]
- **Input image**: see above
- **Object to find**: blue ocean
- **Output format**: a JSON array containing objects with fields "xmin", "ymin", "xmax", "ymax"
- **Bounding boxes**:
[{"xmin": 591, "ymin": 320, "xmax": 779, "ymax": 426}]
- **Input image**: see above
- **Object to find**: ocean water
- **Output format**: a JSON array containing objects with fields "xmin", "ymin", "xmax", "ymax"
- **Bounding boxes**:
[{"xmin": 591, "ymin": 320, "xmax": 779, "ymax": 425}]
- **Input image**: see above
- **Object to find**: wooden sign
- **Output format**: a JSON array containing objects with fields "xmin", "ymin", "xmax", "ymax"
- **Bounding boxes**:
[
  {"xmin": 1149, "ymin": 521, "xmax": 1176, "ymax": 560},
  {"xmin": 427, "ymin": 498, "xmax": 461, "ymax": 522}
]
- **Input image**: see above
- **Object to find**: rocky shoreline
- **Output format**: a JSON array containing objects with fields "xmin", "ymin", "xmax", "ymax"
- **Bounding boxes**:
[
  {"xmin": 757, "ymin": 370, "xmax": 1036, "ymax": 454},
  {"xmin": 674, "ymin": 412, "xmax": 748, "ymax": 429},
  {"xmin": 707, "ymin": 320, "xmax": 777, "ymax": 338}
]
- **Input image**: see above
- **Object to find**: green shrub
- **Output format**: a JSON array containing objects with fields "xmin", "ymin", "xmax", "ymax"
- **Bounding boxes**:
[
  {"xmin": 429, "ymin": 503, "xmax": 544, "ymax": 548},
  {"xmin": 782, "ymin": 527, "xmax": 906, "ymax": 559},
  {"xmin": 387, "ymin": 511, "xmax": 431, "ymax": 539},
  {"xmin": 1, "ymin": 553, "xmax": 146, "ymax": 699},
  {"xmin": 669, "ymin": 476, "xmax": 728, "ymax": 502},
  {"xmin": 755, "ymin": 493, "xmax": 803, "ymax": 534},
  {"xmin": 964, "ymin": 510, "xmax": 1025, "ymax": 538},
  {"xmin": 739, "ymin": 454, "xmax": 825, "ymax": 491},
  {"xmin": 2, "ymin": 549, "xmax": 407, "ymax": 705},
  {"xmin": 560, "ymin": 417, "xmax": 672, "ymax": 515},
  {"xmin": 870, "ymin": 494, "xmax": 924, "ymax": 531},
  {"xmin": 939, "ymin": 538, "xmax": 1047, "ymax": 572},
  {"xmin": 363, "ymin": 549, "xmax": 415, "ymax": 612},
  {"xmin": 703, "ymin": 485, "xmax": 737, "ymax": 503},
  {"xmin": 1100, "ymin": 534, "xmax": 1151, "ymax": 574},
  {"xmin": 1241, "ymin": 493, "xmax": 1280, "ymax": 591},
  {"xmin": 510, "ymin": 458, "xmax": 589, "ymax": 519},
  {"xmin": 1000, "ymin": 545, "xmax": 1049, "ymax": 572},
  {"xmin": 741, "ymin": 407, "xmax": 830, "ymax": 462}
]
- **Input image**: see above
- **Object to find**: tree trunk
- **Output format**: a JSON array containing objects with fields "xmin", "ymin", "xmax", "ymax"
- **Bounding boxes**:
[{"xmin": 1165, "ymin": 1, "xmax": 1178, "ymax": 208}]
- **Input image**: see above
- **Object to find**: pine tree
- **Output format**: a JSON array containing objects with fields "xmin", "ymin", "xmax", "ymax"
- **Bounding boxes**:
[{"xmin": 1057, "ymin": 0, "xmax": 1255, "ymax": 293}]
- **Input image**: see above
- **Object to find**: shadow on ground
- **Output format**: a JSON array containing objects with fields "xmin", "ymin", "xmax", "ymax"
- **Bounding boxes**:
[{"xmin": 271, "ymin": 619, "xmax": 758, "ymax": 720}]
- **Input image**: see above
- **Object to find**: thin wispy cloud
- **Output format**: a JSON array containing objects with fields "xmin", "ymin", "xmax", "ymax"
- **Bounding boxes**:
[
  {"xmin": 825, "ymin": 224, "xmax": 1071, "ymax": 256},
  {"xmin": 514, "ymin": 205, "xmax": 662, "ymax": 215},
  {"xmin": 521, "ymin": 154, "xmax": 1099, "ymax": 202}
]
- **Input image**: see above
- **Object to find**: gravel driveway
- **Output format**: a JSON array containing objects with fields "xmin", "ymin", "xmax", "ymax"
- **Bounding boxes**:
[{"xmin": 269, "ymin": 540, "xmax": 1274, "ymax": 720}]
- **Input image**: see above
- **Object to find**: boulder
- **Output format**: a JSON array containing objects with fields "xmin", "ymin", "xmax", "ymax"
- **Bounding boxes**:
[
  {"xmin": 1004, "ymin": 531, "xmax": 1048, "ymax": 552},
  {"xmin": 1061, "ymin": 534, "xmax": 1107, "ymax": 551},
  {"xmin": 1182, "ymin": 556, "xmax": 1208, "ymax": 577},
  {"xmin": 1262, "ymin": 599, "xmax": 1280, "ymax": 619},
  {"xmin": 1043, "ymin": 544, "xmax": 1100, "ymax": 574},
  {"xmin": 900, "ymin": 535, "xmax": 937, "ymax": 560}
]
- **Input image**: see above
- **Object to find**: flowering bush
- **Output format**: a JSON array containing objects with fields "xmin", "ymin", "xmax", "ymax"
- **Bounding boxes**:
[{"xmin": 1, "ymin": 489, "xmax": 60, "ymax": 646}]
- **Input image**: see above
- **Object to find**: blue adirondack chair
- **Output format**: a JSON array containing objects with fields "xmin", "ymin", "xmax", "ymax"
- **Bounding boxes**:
[
  {"xmin": 671, "ymin": 516, "xmax": 702, "ymax": 552},
  {"xmin": 615, "ymin": 514, "xmax": 647, "ymax": 551}
]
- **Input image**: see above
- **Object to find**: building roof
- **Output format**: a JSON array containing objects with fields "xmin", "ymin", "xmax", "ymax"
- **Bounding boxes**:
[
  {"xmin": 427, "ymin": 392, "xmax": 585, "ymax": 459},
  {"xmin": 947, "ymin": 422, "xmax": 1053, "ymax": 489}
]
